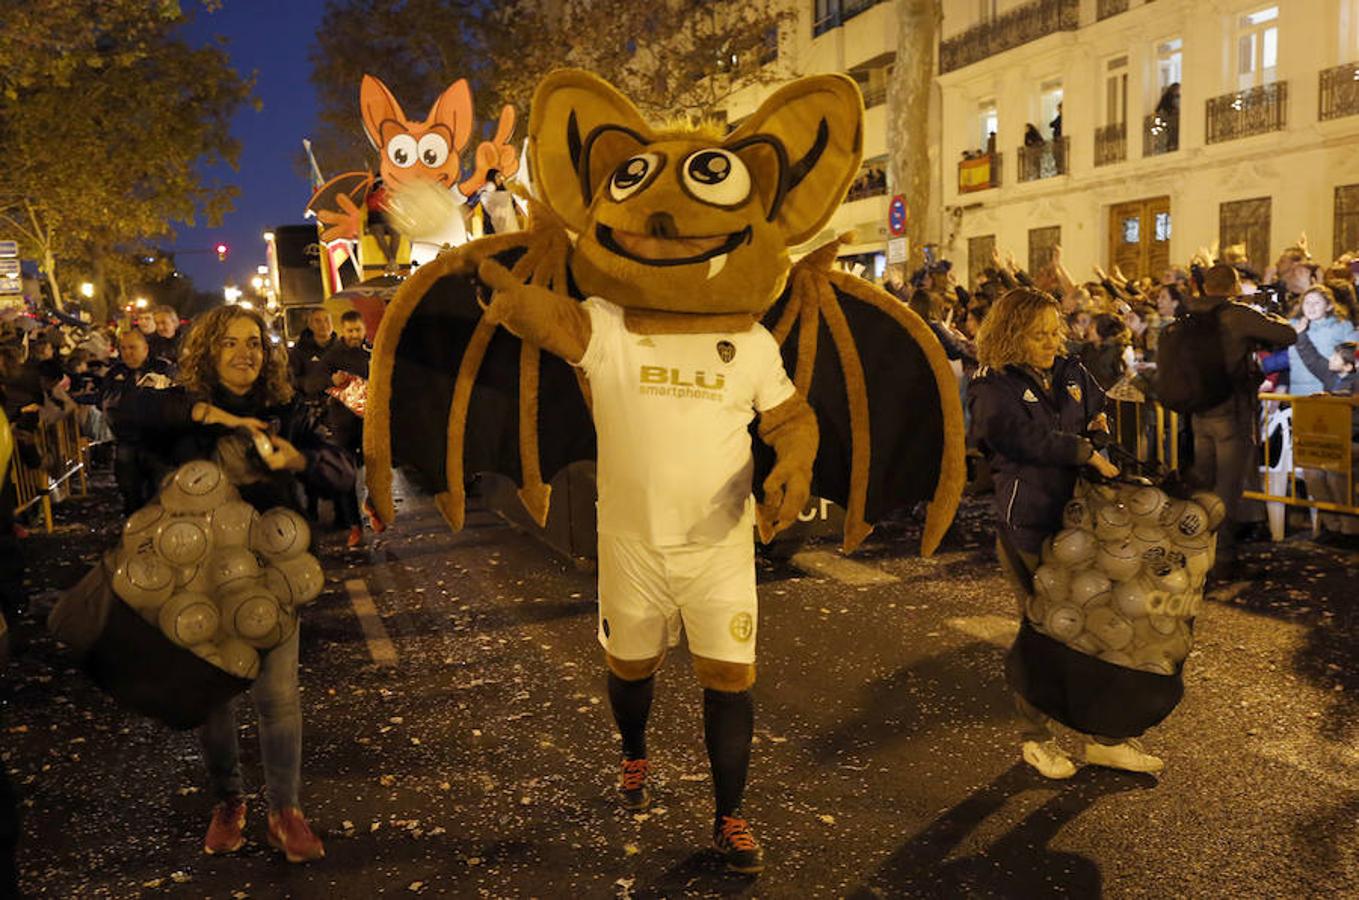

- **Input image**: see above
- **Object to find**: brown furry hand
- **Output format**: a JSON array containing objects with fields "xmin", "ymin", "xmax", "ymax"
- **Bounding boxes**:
[{"xmin": 757, "ymin": 464, "xmax": 811, "ymax": 543}]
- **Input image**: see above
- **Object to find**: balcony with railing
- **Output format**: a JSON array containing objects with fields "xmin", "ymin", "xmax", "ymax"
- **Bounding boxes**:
[
  {"xmin": 1017, "ymin": 136, "xmax": 1069, "ymax": 182},
  {"xmin": 1206, "ymin": 82, "xmax": 1288, "ymax": 144},
  {"xmin": 1320, "ymin": 62, "xmax": 1359, "ymax": 121},
  {"xmin": 813, "ymin": 0, "xmax": 891, "ymax": 37},
  {"xmin": 939, "ymin": 0, "xmax": 1079, "ymax": 75},
  {"xmin": 1094, "ymin": 122, "xmax": 1126, "ymax": 166},
  {"xmin": 1096, "ymin": 0, "xmax": 1129, "ymax": 20},
  {"xmin": 1143, "ymin": 111, "xmax": 1179, "ymax": 156},
  {"xmin": 846, "ymin": 164, "xmax": 888, "ymax": 202},
  {"xmin": 958, "ymin": 152, "xmax": 1002, "ymax": 193},
  {"xmin": 860, "ymin": 83, "xmax": 886, "ymax": 107}
]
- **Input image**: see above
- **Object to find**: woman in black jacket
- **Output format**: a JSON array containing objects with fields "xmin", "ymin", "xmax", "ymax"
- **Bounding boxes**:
[
  {"xmin": 122, "ymin": 306, "xmax": 353, "ymax": 864},
  {"xmin": 969, "ymin": 289, "xmax": 1165, "ymax": 779}
]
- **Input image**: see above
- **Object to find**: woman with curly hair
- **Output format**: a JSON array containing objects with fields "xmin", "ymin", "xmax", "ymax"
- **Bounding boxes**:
[
  {"xmin": 121, "ymin": 305, "xmax": 354, "ymax": 864},
  {"xmin": 968, "ymin": 289, "xmax": 1167, "ymax": 779}
]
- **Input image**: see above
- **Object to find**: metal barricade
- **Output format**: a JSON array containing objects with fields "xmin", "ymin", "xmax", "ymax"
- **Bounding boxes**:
[
  {"xmin": 1243, "ymin": 392, "xmax": 1358, "ymax": 521},
  {"xmin": 8, "ymin": 411, "xmax": 90, "ymax": 534}
]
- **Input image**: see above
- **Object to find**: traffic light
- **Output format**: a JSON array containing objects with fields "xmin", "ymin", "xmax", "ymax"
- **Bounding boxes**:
[{"xmin": 215, "ymin": 242, "xmax": 229, "ymax": 262}]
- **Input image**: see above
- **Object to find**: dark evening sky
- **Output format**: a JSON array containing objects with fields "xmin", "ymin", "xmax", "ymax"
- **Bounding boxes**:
[{"xmin": 170, "ymin": 0, "xmax": 332, "ymax": 295}]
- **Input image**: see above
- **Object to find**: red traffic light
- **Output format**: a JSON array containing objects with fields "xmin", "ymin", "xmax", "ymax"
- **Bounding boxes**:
[{"xmin": 215, "ymin": 243, "xmax": 229, "ymax": 261}]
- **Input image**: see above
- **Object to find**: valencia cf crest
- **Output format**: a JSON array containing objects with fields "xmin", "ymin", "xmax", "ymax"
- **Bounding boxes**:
[
  {"xmin": 1066, "ymin": 383, "xmax": 1082, "ymax": 403},
  {"xmin": 1022, "ymin": 389, "xmax": 1038, "ymax": 402},
  {"xmin": 716, "ymin": 340, "xmax": 736, "ymax": 364}
]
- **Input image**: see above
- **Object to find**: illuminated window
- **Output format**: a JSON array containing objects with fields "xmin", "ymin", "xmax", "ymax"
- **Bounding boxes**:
[
  {"xmin": 978, "ymin": 100, "xmax": 998, "ymax": 149},
  {"xmin": 1123, "ymin": 217, "xmax": 1140, "ymax": 244},
  {"xmin": 1237, "ymin": 6, "xmax": 1279, "ymax": 90},
  {"xmin": 1105, "ymin": 55, "xmax": 1128, "ymax": 127},
  {"xmin": 1155, "ymin": 212, "xmax": 1172, "ymax": 242},
  {"xmin": 1156, "ymin": 38, "xmax": 1182, "ymax": 92}
]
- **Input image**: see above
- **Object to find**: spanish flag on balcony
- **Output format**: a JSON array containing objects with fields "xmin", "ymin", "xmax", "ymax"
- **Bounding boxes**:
[{"xmin": 958, "ymin": 155, "xmax": 995, "ymax": 193}]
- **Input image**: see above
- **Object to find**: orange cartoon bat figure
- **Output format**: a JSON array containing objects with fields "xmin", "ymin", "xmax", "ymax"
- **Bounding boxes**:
[{"xmin": 308, "ymin": 74, "xmax": 520, "ymax": 242}]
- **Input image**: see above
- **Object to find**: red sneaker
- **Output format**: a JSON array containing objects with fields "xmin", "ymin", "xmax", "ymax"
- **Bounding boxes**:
[
  {"xmin": 713, "ymin": 815, "xmax": 764, "ymax": 874},
  {"xmin": 267, "ymin": 807, "xmax": 325, "ymax": 863},
  {"xmin": 203, "ymin": 796, "xmax": 246, "ymax": 855},
  {"xmin": 346, "ymin": 525, "xmax": 363, "ymax": 549},
  {"xmin": 619, "ymin": 758, "xmax": 651, "ymax": 811},
  {"xmin": 362, "ymin": 498, "xmax": 387, "ymax": 533}
]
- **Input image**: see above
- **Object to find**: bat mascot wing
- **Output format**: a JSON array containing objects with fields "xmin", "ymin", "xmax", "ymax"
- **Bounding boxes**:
[
  {"xmin": 758, "ymin": 240, "xmax": 966, "ymax": 555},
  {"xmin": 364, "ymin": 211, "xmax": 593, "ymax": 532},
  {"xmin": 367, "ymin": 68, "xmax": 963, "ymax": 556}
]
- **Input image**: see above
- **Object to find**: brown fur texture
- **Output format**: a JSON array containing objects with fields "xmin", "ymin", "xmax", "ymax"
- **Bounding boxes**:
[
  {"xmin": 754, "ymin": 394, "xmax": 819, "ymax": 544},
  {"xmin": 477, "ymin": 259, "xmax": 591, "ymax": 363},
  {"xmin": 606, "ymin": 652, "xmax": 666, "ymax": 681},
  {"xmin": 692, "ymin": 655, "xmax": 757, "ymax": 692}
]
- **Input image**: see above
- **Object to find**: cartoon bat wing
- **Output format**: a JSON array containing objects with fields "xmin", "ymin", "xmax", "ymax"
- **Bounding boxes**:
[
  {"xmin": 757, "ymin": 241, "xmax": 966, "ymax": 556},
  {"xmin": 364, "ymin": 223, "xmax": 595, "ymax": 531},
  {"xmin": 305, "ymin": 171, "xmax": 373, "ymax": 219}
]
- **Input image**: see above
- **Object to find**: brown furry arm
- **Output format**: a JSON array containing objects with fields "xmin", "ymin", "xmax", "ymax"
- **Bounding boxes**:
[
  {"xmin": 755, "ymin": 392, "xmax": 819, "ymax": 543},
  {"xmin": 477, "ymin": 259, "xmax": 591, "ymax": 364}
]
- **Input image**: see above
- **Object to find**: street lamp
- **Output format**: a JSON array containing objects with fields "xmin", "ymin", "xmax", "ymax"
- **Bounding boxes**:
[
  {"xmin": 250, "ymin": 275, "xmax": 264, "ymax": 292},
  {"xmin": 79, "ymin": 282, "xmax": 94, "ymax": 299},
  {"xmin": 223, "ymin": 285, "xmax": 242, "ymax": 304},
  {"xmin": 134, "ymin": 297, "xmax": 149, "ymax": 309}
]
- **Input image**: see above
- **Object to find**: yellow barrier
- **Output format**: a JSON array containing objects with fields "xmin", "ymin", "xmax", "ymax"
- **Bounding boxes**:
[
  {"xmin": 9, "ymin": 412, "xmax": 89, "ymax": 534},
  {"xmin": 1243, "ymin": 392, "xmax": 1358, "ymax": 518}
]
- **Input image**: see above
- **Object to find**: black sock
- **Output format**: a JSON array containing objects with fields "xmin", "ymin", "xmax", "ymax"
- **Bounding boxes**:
[
  {"xmin": 703, "ymin": 688, "xmax": 754, "ymax": 820},
  {"xmin": 608, "ymin": 672, "xmax": 654, "ymax": 760}
]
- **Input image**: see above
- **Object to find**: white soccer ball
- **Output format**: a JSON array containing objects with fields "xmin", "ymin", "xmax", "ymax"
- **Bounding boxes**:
[
  {"xmin": 1148, "ymin": 612, "xmax": 1177, "ymax": 635},
  {"xmin": 219, "ymin": 587, "xmax": 282, "ymax": 641},
  {"xmin": 207, "ymin": 548, "xmax": 264, "ymax": 594},
  {"xmin": 1174, "ymin": 501, "xmax": 1211, "ymax": 539},
  {"xmin": 262, "ymin": 553, "xmax": 324, "ymax": 606},
  {"xmin": 1070, "ymin": 569, "xmax": 1113, "ymax": 608},
  {"xmin": 161, "ymin": 460, "xmax": 235, "ymax": 514},
  {"xmin": 1085, "ymin": 606, "xmax": 1134, "ymax": 651},
  {"xmin": 1099, "ymin": 649, "xmax": 1135, "ymax": 668},
  {"xmin": 189, "ymin": 642, "xmax": 224, "ymax": 668},
  {"xmin": 1051, "ymin": 529, "xmax": 1098, "ymax": 568},
  {"xmin": 1045, "ymin": 604, "xmax": 1085, "ymax": 641},
  {"xmin": 250, "ymin": 508, "xmax": 311, "ymax": 560},
  {"xmin": 174, "ymin": 562, "xmax": 213, "ymax": 594},
  {"xmin": 112, "ymin": 550, "xmax": 176, "ymax": 611},
  {"xmin": 158, "ymin": 592, "xmax": 220, "ymax": 647},
  {"xmin": 1033, "ymin": 564, "xmax": 1070, "ymax": 604},
  {"xmin": 1093, "ymin": 503, "xmax": 1134, "ymax": 542},
  {"xmin": 215, "ymin": 637, "xmax": 261, "ymax": 680},
  {"xmin": 1114, "ymin": 577, "xmax": 1155, "ymax": 619},
  {"xmin": 1095, "ymin": 539, "xmax": 1142, "ymax": 582},
  {"xmin": 245, "ymin": 603, "xmax": 297, "ymax": 650},
  {"xmin": 122, "ymin": 504, "xmax": 166, "ymax": 553},
  {"xmin": 210, "ymin": 501, "xmax": 260, "ymax": 550},
  {"xmin": 1192, "ymin": 491, "xmax": 1226, "ymax": 531},
  {"xmin": 1062, "ymin": 498, "xmax": 1093, "ymax": 530},
  {"xmin": 1125, "ymin": 486, "xmax": 1168, "ymax": 525},
  {"xmin": 153, "ymin": 516, "xmax": 212, "ymax": 567}
]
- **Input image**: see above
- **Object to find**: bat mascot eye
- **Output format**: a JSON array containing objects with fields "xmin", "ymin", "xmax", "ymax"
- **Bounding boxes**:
[
  {"xmin": 386, "ymin": 134, "xmax": 418, "ymax": 168},
  {"xmin": 417, "ymin": 133, "xmax": 450, "ymax": 167},
  {"xmin": 681, "ymin": 149, "xmax": 750, "ymax": 207},
  {"xmin": 608, "ymin": 153, "xmax": 662, "ymax": 202}
]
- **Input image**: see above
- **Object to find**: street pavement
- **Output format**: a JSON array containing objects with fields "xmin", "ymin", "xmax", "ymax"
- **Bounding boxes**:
[{"xmin": 3, "ymin": 468, "xmax": 1358, "ymax": 899}]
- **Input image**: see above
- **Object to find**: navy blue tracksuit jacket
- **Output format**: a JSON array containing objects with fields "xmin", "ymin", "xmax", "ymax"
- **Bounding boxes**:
[{"xmin": 968, "ymin": 356, "xmax": 1106, "ymax": 554}]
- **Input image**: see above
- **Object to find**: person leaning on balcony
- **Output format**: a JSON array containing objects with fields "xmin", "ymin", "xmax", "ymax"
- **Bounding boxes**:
[{"xmin": 1024, "ymin": 124, "xmax": 1044, "ymax": 148}]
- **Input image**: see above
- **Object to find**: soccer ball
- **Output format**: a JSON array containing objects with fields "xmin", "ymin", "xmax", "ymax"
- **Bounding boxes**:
[
  {"xmin": 1095, "ymin": 539, "xmax": 1142, "ymax": 582},
  {"xmin": 207, "ymin": 548, "xmax": 264, "ymax": 594},
  {"xmin": 262, "ymin": 553, "xmax": 324, "ymax": 607},
  {"xmin": 1069, "ymin": 569, "xmax": 1112, "ymax": 607},
  {"xmin": 1062, "ymin": 498, "xmax": 1093, "ymax": 530},
  {"xmin": 210, "ymin": 501, "xmax": 259, "ymax": 550},
  {"xmin": 1125, "ymin": 486, "xmax": 1167, "ymax": 525},
  {"xmin": 153, "ymin": 516, "xmax": 212, "ymax": 567},
  {"xmin": 1085, "ymin": 606, "xmax": 1134, "ymax": 651},
  {"xmin": 1192, "ymin": 491, "xmax": 1226, "ymax": 531},
  {"xmin": 215, "ymin": 637, "xmax": 261, "ymax": 680},
  {"xmin": 1093, "ymin": 503, "xmax": 1134, "ymax": 542},
  {"xmin": 219, "ymin": 587, "xmax": 282, "ymax": 641},
  {"xmin": 122, "ymin": 504, "xmax": 166, "ymax": 553},
  {"xmin": 1033, "ymin": 564, "xmax": 1070, "ymax": 604},
  {"xmin": 158, "ymin": 592, "xmax": 220, "ymax": 647},
  {"xmin": 250, "ymin": 508, "xmax": 311, "ymax": 560},
  {"xmin": 1045, "ymin": 604, "xmax": 1085, "ymax": 641},
  {"xmin": 161, "ymin": 460, "xmax": 235, "ymax": 514},
  {"xmin": 1050, "ymin": 528, "xmax": 1097, "ymax": 567},
  {"xmin": 112, "ymin": 550, "xmax": 176, "ymax": 611}
]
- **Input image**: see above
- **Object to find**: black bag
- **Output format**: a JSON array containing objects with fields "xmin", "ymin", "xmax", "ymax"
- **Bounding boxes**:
[
  {"xmin": 1154, "ymin": 307, "xmax": 1233, "ymax": 413},
  {"xmin": 48, "ymin": 553, "xmax": 251, "ymax": 730}
]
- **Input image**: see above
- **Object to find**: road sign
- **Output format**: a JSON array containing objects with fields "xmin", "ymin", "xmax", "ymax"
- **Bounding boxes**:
[
  {"xmin": 0, "ymin": 241, "xmax": 17, "ymax": 258},
  {"xmin": 888, "ymin": 194, "xmax": 907, "ymax": 236},
  {"xmin": 886, "ymin": 236, "xmax": 909, "ymax": 265},
  {"xmin": 0, "ymin": 258, "xmax": 21, "ymax": 294}
]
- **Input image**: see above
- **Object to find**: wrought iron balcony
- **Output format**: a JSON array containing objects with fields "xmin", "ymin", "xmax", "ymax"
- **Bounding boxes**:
[
  {"xmin": 813, "ymin": 0, "xmax": 890, "ymax": 37},
  {"xmin": 1094, "ymin": 122, "xmax": 1126, "ymax": 167},
  {"xmin": 860, "ymin": 83, "xmax": 886, "ymax": 108},
  {"xmin": 939, "ymin": 0, "xmax": 1078, "ymax": 75},
  {"xmin": 1017, "ymin": 136, "xmax": 1068, "ymax": 182},
  {"xmin": 958, "ymin": 152, "xmax": 1002, "ymax": 193},
  {"xmin": 1143, "ymin": 111, "xmax": 1179, "ymax": 156},
  {"xmin": 1320, "ymin": 62, "xmax": 1359, "ymax": 121},
  {"xmin": 1205, "ymin": 82, "xmax": 1287, "ymax": 144},
  {"xmin": 1097, "ymin": 0, "xmax": 1129, "ymax": 20}
]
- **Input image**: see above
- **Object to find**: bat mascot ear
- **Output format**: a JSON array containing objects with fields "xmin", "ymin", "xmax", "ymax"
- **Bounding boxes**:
[
  {"xmin": 528, "ymin": 69, "xmax": 656, "ymax": 234},
  {"xmin": 425, "ymin": 78, "xmax": 475, "ymax": 153},
  {"xmin": 726, "ymin": 75, "xmax": 864, "ymax": 246},
  {"xmin": 360, "ymin": 74, "xmax": 405, "ymax": 149}
]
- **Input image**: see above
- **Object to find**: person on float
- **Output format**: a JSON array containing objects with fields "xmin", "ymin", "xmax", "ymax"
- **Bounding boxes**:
[
  {"xmin": 119, "ymin": 305, "xmax": 354, "ymax": 863},
  {"xmin": 969, "ymin": 287, "xmax": 1165, "ymax": 777}
]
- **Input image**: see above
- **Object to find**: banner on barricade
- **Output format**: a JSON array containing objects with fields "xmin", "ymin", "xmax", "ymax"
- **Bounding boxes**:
[{"xmin": 1292, "ymin": 397, "xmax": 1352, "ymax": 474}]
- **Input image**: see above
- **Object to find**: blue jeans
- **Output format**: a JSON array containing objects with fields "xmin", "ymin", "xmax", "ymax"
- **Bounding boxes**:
[
  {"xmin": 199, "ymin": 626, "xmax": 302, "ymax": 810},
  {"xmin": 1191, "ymin": 407, "xmax": 1256, "ymax": 564}
]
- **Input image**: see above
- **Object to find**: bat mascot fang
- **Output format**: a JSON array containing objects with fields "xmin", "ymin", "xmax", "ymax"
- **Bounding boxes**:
[{"xmin": 364, "ymin": 70, "xmax": 965, "ymax": 875}]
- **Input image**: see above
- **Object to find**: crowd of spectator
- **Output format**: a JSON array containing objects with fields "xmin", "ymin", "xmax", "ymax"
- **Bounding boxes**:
[{"xmin": 880, "ymin": 233, "xmax": 1359, "ymax": 556}]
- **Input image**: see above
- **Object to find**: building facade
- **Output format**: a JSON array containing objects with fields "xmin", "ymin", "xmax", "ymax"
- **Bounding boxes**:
[{"xmin": 716, "ymin": 0, "xmax": 1359, "ymax": 282}]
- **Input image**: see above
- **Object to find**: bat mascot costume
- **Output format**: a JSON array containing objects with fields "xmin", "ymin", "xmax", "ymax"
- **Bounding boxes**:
[{"xmin": 364, "ymin": 70, "xmax": 965, "ymax": 874}]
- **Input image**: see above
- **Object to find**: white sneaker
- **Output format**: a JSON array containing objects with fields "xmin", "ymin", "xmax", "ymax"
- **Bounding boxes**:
[
  {"xmin": 1084, "ymin": 737, "xmax": 1164, "ymax": 773},
  {"xmin": 1022, "ymin": 739, "xmax": 1077, "ymax": 779}
]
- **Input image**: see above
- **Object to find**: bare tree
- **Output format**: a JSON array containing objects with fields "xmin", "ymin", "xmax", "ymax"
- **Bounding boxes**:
[{"xmin": 886, "ymin": 0, "xmax": 942, "ymax": 271}]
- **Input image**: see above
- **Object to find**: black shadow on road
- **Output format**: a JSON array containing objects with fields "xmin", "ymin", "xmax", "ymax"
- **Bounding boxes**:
[{"xmin": 850, "ymin": 764, "xmax": 1157, "ymax": 899}]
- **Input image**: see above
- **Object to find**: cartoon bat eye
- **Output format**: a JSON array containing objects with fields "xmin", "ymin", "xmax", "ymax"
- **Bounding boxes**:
[
  {"xmin": 386, "ymin": 134, "xmax": 418, "ymax": 168},
  {"xmin": 608, "ymin": 153, "xmax": 662, "ymax": 202},
  {"xmin": 417, "ymin": 133, "xmax": 449, "ymax": 167},
  {"xmin": 681, "ymin": 149, "xmax": 750, "ymax": 207}
]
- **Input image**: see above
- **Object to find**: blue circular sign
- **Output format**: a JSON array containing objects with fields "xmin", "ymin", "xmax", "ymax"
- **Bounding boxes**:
[{"xmin": 888, "ymin": 195, "xmax": 907, "ymax": 236}]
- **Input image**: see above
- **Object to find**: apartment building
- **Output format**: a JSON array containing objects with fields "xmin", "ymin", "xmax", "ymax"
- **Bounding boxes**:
[{"xmin": 718, "ymin": 0, "xmax": 1359, "ymax": 283}]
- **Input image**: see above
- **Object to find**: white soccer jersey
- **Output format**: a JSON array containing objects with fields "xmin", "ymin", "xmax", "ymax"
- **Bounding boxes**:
[{"xmin": 576, "ymin": 297, "xmax": 796, "ymax": 546}]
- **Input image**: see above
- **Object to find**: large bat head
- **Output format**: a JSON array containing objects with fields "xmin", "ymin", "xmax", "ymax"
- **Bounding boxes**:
[
  {"xmin": 528, "ymin": 70, "xmax": 863, "ymax": 314},
  {"xmin": 361, "ymin": 74, "xmax": 473, "ymax": 189}
]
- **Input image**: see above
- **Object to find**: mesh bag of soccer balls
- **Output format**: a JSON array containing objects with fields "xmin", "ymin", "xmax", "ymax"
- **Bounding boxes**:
[
  {"xmin": 1026, "ymin": 478, "xmax": 1225, "ymax": 676},
  {"xmin": 112, "ymin": 459, "xmax": 322, "ymax": 680}
]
